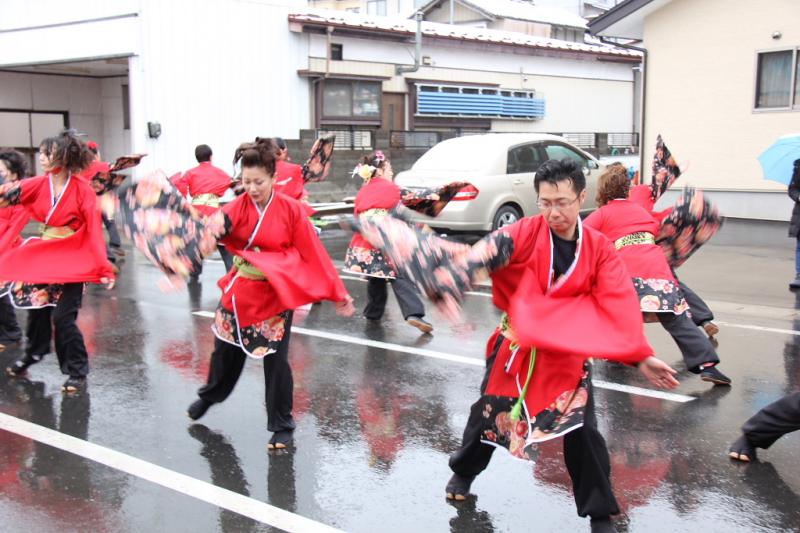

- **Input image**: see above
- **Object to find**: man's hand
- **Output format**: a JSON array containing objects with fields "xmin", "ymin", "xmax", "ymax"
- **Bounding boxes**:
[
  {"xmin": 638, "ymin": 356, "xmax": 679, "ymax": 389},
  {"xmin": 100, "ymin": 277, "xmax": 116, "ymax": 290}
]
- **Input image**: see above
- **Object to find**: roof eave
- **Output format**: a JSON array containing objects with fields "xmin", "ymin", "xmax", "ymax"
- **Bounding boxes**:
[
  {"xmin": 289, "ymin": 15, "xmax": 640, "ymax": 62},
  {"xmin": 588, "ymin": 0, "xmax": 655, "ymax": 39}
]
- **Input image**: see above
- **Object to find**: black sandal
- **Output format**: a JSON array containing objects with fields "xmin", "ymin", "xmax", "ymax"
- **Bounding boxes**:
[
  {"xmin": 6, "ymin": 354, "xmax": 43, "ymax": 377},
  {"xmin": 267, "ymin": 430, "xmax": 294, "ymax": 450},
  {"xmin": 61, "ymin": 376, "xmax": 86, "ymax": 393},
  {"xmin": 728, "ymin": 435, "xmax": 757, "ymax": 462},
  {"xmin": 445, "ymin": 473, "xmax": 475, "ymax": 501}
]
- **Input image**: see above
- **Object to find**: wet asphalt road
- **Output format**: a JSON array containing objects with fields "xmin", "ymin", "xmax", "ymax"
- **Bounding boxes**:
[{"xmin": 0, "ymin": 227, "xmax": 799, "ymax": 533}]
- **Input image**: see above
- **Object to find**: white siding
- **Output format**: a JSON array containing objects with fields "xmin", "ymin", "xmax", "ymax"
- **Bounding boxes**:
[
  {"xmin": 309, "ymin": 33, "xmax": 635, "ymax": 133},
  {"xmin": 0, "ymin": 6, "xmax": 140, "ymax": 67},
  {"xmin": 311, "ymin": 33, "xmax": 635, "ymax": 82},
  {"xmin": 130, "ymin": 0, "xmax": 310, "ymax": 175}
]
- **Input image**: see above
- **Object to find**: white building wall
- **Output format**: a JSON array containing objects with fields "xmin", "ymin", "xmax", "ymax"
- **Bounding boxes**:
[
  {"xmin": 310, "ymin": 33, "xmax": 635, "ymax": 133},
  {"xmin": 1, "ymin": 0, "xmax": 310, "ymax": 175},
  {"xmin": 0, "ymin": 2, "xmax": 140, "ymax": 67},
  {"xmin": 130, "ymin": 0, "xmax": 310, "ymax": 175},
  {"xmin": 101, "ymin": 77, "xmax": 129, "ymax": 160},
  {"xmin": 311, "ymin": 34, "xmax": 635, "ymax": 81},
  {"xmin": 641, "ymin": 0, "xmax": 800, "ymax": 221}
]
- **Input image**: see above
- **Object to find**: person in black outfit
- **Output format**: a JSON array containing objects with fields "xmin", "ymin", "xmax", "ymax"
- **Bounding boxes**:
[
  {"xmin": 729, "ymin": 392, "xmax": 800, "ymax": 462},
  {"xmin": 788, "ymin": 159, "xmax": 800, "ymax": 289}
]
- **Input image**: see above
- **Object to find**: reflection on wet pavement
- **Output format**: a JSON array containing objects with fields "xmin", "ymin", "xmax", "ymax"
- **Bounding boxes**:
[{"xmin": 0, "ymin": 235, "xmax": 798, "ymax": 532}]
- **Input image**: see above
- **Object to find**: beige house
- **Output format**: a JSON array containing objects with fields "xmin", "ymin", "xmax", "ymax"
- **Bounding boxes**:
[{"xmin": 590, "ymin": 0, "xmax": 800, "ymax": 221}]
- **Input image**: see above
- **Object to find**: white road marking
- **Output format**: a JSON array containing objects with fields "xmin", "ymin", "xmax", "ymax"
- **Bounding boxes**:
[
  {"xmin": 0, "ymin": 413, "xmax": 343, "ymax": 533},
  {"xmin": 715, "ymin": 320, "xmax": 800, "ymax": 336},
  {"xmin": 191, "ymin": 311, "xmax": 695, "ymax": 403},
  {"xmin": 591, "ymin": 380, "xmax": 694, "ymax": 403}
]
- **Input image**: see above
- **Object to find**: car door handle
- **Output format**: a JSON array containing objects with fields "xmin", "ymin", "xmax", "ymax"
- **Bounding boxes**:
[{"xmin": 512, "ymin": 179, "xmax": 524, "ymax": 185}]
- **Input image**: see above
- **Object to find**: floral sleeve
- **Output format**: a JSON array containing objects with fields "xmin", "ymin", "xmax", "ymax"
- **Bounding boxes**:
[
  {"xmin": 399, "ymin": 181, "xmax": 470, "ymax": 217},
  {"xmin": 650, "ymin": 134, "xmax": 681, "ymax": 202},
  {"xmin": 657, "ymin": 187, "xmax": 722, "ymax": 268},
  {"xmin": 349, "ymin": 211, "xmax": 513, "ymax": 320},
  {"xmin": 0, "ymin": 181, "xmax": 22, "ymax": 208},
  {"xmin": 118, "ymin": 171, "xmax": 230, "ymax": 277}
]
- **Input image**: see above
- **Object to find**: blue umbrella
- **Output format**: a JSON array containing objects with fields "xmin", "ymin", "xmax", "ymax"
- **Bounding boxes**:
[{"xmin": 758, "ymin": 133, "xmax": 800, "ymax": 185}]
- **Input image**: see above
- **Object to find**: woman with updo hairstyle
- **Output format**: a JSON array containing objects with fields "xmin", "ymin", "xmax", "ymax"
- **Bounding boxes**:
[
  {"xmin": 187, "ymin": 136, "xmax": 354, "ymax": 450},
  {"xmin": 343, "ymin": 150, "xmax": 432, "ymax": 334},
  {"xmin": 0, "ymin": 149, "xmax": 30, "ymax": 349},
  {"xmin": 0, "ymin": 130, "xmax": 116, "ymax": 393},
  {"xmin": 584, "ymin": 165, "xmax": 732, "ymax": 386}
]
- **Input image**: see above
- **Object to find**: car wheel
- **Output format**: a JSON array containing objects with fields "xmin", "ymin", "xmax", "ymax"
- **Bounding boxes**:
[{"xmin": 492, "ymin": 205, "xmax": 522, "ymax": 230}]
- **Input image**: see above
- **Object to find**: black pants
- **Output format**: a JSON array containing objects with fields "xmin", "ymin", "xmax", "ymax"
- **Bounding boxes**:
[
  {"xmin": 449, "ymin": 356, "xmax": 619, "ymax": 518},
  {"xmin": 678, "ymin": 280, "xmax": 714, "ymax": 326},
  {"xmin": 742, "ymin": 392, "xmax": 800, "ymax": 449},
  {"xmin": 657, "ymin": 312, "xmax": 719, "ymax": 372},
  {"xmin": 198, "ymin": 312, "xmax": 295, "ymax": 432},
  {"xmin": 103, "ymin": 213, "xmax": 122, "ymax": 263},
  {"xmin": 0, "ymin": 293, "xmax": 22, "ymax": 343},
  {"xmin": 363, "ymin": 276, "xmax": 425, "ymax": 320},
  {"xmin": 25, "ymin": 283, "xmax": 89, "ymax": 378},
  {"xmin": 193, "ymin": 245, "xmax": 234, "ymax": 277},
  {"xmin": 218, "ymin": 245, "xmax": 234, "ymax": 272}
]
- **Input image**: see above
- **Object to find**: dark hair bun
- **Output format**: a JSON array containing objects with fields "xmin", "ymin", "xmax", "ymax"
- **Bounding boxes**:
[{"xmin": 234, "ymin": 137, "xmax": 278, "ymax": 176}]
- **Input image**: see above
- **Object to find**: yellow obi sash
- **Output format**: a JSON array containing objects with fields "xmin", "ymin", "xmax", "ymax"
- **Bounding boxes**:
[
  {"xmin": 360, "ymin": 208, "xmax": 390, "ymax": 218},
  {"xmin": 191, "ymin": 193, "xmax": 220, "ymax": 208},
  {"xmin": 233, "ymin": 256, "xmax": 267, "ymax": 280},
  {"xmin": 614, "ymin": 231, "xmax": 655, "ymax": 250},
  {"xmin": 499, "ymin": 313, "xmax": 520, "ymax": 346},
  {"xmin": 39, "ymin": 224, "xmax": 76, "ymax": 240}
]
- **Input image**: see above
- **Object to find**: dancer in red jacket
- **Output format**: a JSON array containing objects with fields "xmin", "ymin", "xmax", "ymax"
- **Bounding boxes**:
[{"xmin": 0, "ymin": 130, "xmax": 115, "ymax": 393}]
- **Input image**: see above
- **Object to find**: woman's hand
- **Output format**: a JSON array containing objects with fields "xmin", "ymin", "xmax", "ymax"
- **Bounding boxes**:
[
  {"xmin": 638, "ymin": 356, "xmax": 679, "ymax": 389},
  {"xmin": 335, "ymin": 295, "xmax": 355, "ymax": 317},
  {"xmin": 100, "ymin": 277, "xmax": 116, "ymax": 290}
]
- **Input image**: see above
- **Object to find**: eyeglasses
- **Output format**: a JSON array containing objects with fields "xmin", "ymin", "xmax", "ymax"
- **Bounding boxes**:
[{"xmin": 537, "ymin": 196, "xmax": 579, "ymax": 211}]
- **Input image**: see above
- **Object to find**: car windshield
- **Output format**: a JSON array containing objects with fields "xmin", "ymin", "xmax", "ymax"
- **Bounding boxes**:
[{"xmin": 412, "ymin": 139, "xmax": 495, "ymax": 172}]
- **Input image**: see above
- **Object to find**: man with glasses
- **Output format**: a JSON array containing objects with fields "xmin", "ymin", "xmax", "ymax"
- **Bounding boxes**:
[{"xmin": 444, "ymin": 158, "xmax": 678, "ymax": 533}]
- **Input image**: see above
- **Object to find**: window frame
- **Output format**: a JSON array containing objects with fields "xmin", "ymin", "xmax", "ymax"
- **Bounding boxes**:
[
  {"xmin": 507, "ymin": 142, "xmax": 545, "ymax": 174},
  {"xmin": 753, "ymin": 46, "xmax": 799, "ymax": 113},
  {"xmin": 319, "ymin": 79, "xmax": 382, "ymax": 125},
  {"xmin": 542, "ymin": 142, "xmax": 589, "ymax": 168}
]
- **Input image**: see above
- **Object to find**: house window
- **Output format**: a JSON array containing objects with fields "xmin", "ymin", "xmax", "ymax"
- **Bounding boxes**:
[
  {"xmin": 322, "ymin": 80, "xmax": 380, "ymax": 119},
  {"xmin": 330, "ymin": 43, "xmax": 343, "ymax": 61},
  {"xmin": 755, "ymin": 48, "xmax": 799, "ymax": 110},
  {"xmin": 366, "ymin": 0, "xmax": 387, "ymax": 16},
  {"xmin": 122, "ymin": 84, "xmax": 130, "ymax": 130}
]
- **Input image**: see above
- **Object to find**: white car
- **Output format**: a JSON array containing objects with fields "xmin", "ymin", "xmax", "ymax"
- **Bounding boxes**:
[{"xmin": 395, "ymin": 133, "xmax": 604, "ymax": 234}]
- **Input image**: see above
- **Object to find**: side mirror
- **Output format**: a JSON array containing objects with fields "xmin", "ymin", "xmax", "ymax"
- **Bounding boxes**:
[{"xmin": 586, "ymin": 159, "xmax": 598, "ymax": 170}]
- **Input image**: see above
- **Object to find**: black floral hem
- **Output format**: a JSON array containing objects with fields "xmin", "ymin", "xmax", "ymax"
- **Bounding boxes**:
[
  {"xmin": 477, "ymin": 361, "xmax": 591, "ymax": 462},
  {"xmin": 211, "ymin": 304, "xmax": 288, "ymax": 359},
  {"xmin": 632, "ymin": 277, "xmax": 688, "ymax": 315},
  {"xmin": 1, "ymin": 282, "xmax": 64, "ymax": 309},
  {"xmin": 343, "ymin": 246, "xmax": 396, "ymax": 278}
]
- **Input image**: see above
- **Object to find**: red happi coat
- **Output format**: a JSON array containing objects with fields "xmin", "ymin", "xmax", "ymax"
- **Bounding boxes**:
[
  {"xmin": 173, "ymin": 162, "xmax": 232, "ymax": 216},
  {"xmin": 485, "ymin": 216, "xmax": 653, "ymax": 417},
  {"xmin": 629, "ymin": 184, "xmax": 672, "ymax": 223},
  {"xmin": 75, "ymin": 160, "xmax": 111, "ymax": 181},
  {"xmin": 349, "ymin": 178, "xmax": 401, "ymax": 251},
  {"xmin": 0, "ymin": 203, "xmax": 28, "ymax": 249},
  {"xmin": 0, "ymin": 175, "xmax": 115, "ymax": 284},
  {"xmin": 217, "ymin": 191, "xmax": 347, "ymax": 327},
  {"xmin": 583, "ymin": 199, "xmax": 676, "ymax": 283},
  {"xmin": 273, "ymin": 160, "xmax": 314, "ymax": 216}
]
